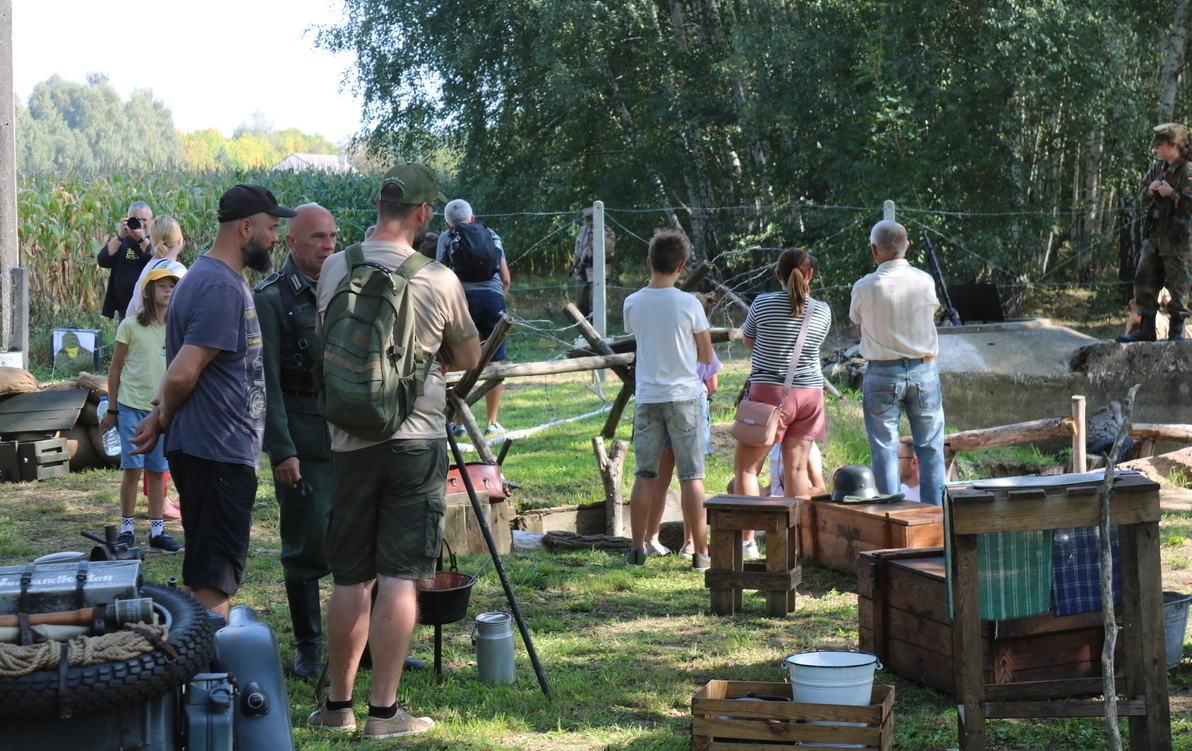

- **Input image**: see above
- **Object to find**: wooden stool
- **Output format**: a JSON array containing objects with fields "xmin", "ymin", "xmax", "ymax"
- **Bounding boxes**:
[{"xmin": 704, "ymin": 494, "xmax": 802, "ymax": 617}]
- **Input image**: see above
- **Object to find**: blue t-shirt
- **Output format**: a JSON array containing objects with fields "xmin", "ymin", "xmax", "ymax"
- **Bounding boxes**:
[{"xmin": 164, "ymin": 255, "xmax": 264, "ymax": 467}]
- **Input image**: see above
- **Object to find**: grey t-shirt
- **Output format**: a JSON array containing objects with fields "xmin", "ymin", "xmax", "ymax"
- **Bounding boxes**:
[
  {"xmin": 435, "ymin": 223, "xmax": 505, "ymax": 295},
  {"xmin": 164, "ymin": 254, "xmax": 265, "ymax": 467}
]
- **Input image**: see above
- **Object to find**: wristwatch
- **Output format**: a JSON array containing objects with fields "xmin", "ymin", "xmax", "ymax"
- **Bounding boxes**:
[{"xmin": 107, "ymin": 409, "xmax": 119, "ymax": 415}]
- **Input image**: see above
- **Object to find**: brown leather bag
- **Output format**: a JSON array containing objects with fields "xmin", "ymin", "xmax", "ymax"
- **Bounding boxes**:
[{"xmin": 446, "ymin": 462, "xmax": 507, "ymax": 500}]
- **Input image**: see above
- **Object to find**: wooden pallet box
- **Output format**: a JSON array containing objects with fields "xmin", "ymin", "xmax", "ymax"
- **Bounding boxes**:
[
  {"xmin": 857, "ymin": 547, "xmax": 1122, "ymax": 696},
  {"xmin": 797, "ymin": 499, "xmax": 943, "ymax": 574},
  {"xmin": 691, "ymin": 680, "xmax": 894, "ymax": 750},
  {"xmin": 0, "ymin": 438, "xmax": 70, "ymax": 482},
  {"xmin": 443, "ymin": 491, "xmax": 512, "ymax": 555}
]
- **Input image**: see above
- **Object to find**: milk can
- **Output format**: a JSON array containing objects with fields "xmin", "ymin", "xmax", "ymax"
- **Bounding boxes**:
[{"xmin": 473, "ymin": 611, "xmax": 516, "ymax": 683}]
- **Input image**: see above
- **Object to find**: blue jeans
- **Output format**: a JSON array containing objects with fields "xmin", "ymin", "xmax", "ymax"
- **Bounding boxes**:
[{"xmin": 862, "ymin": 358, "xmax": 946, "ymax": 505}]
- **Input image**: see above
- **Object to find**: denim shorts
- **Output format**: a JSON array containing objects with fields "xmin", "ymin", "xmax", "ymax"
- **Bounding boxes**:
[
  {"xmin": 633, "ymin": 398, "xmax": 706, "ymax": 481},
  {"xmin": 464, "ymin": 289, "xmax": 508, "ymax": 362},
  {"xmin": 118, "ymin": 405, "xmax": 168, "ymax": 472},
  {"xmin": 665, "ymin": 396, "xmax": 712, "ymax": 454},
  {"xmin": 326, "ymin": 438, "xmax": 448, "ymax": 584}
]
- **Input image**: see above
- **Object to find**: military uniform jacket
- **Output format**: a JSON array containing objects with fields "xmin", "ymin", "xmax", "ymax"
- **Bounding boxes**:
[
  {"xmin": 253, "ymin": 256, "xmax": 331, "ymax": 465},
  {"xmin": 1140, "ymin": 155, "xmax": 1192, "ymax": 255}
]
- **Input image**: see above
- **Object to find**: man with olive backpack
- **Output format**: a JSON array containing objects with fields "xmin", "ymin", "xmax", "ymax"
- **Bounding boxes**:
[{"xmin": 310, "ymin": 163, "xmax": 480, "ymax": 738}]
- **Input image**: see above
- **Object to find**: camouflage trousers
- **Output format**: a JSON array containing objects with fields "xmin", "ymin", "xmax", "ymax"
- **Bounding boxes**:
[{"xmin": 1134, "ymin": 241, "xmax": 1191, "ymax": 319}]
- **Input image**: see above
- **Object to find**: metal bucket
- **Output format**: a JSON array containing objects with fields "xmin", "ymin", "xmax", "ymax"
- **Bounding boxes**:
[
  {"xmin": 417, "ymin": 571, "xmax": 475, "ymax": 626},
  {"xmin": 782, "ymin": 651, "xmax": 881, "ymax": 749},
  {"xmin": 1164, "ymin": 591, "xmax": 1192, "ymax": 668}
]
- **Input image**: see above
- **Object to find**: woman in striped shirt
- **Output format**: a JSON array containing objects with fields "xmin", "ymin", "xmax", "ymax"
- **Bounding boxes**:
[{"xmin": 735, "ymin": 248, "xmax": 833, "ymax": 500}]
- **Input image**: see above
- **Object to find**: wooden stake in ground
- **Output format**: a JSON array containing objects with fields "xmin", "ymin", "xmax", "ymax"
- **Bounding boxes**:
[
  {"xmin": 593, "ymin": 436, "xmax": 628, "ymax": 536},
  {"xmin": 1098, "ymin": 383, "xmax": 1139, "ymax": 751}
]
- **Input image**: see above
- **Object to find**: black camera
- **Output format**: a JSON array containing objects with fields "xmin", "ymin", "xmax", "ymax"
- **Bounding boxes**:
[{"xmin": 126, "ymin": 216, "xmax": 142, "ymax": 231}]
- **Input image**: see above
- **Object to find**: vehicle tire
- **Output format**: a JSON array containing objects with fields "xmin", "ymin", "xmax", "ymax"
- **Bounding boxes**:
[{"xmin": 0, "ymin": 582, "xmax": 215, "ymax": 721}]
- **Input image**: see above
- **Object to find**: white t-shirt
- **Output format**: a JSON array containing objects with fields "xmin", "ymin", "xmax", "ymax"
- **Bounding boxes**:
[
  {"xmin": 900, "ymin": 483, "xmax": 921, "ymax": 502},
  {"xmin": 623, "ymin": 286, "xmax": 709, "ymax": 404}
]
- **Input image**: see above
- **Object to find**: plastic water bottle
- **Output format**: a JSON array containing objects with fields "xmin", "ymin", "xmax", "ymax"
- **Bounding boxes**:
[{"xmin": 97, "ymin": 397, "xmax": 121, "ymax": 456}]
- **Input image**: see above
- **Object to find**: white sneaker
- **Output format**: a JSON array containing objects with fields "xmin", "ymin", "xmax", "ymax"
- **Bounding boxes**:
[
  {"xmin": 742, "ymin": 540, "xmax": 761, "ymax": 560},
  {"xmin": 678, "ymin": 541, "xmax": 695, "ymax": 556},
  {"xmin": 645, "ymin": 539, "xmax": 670, "ymax": 557}
]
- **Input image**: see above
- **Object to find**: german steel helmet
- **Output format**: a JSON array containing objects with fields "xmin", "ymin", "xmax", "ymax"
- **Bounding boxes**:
[{"xmin": 830, "ymin": 464, "xmax": 879, "ymax": 502}]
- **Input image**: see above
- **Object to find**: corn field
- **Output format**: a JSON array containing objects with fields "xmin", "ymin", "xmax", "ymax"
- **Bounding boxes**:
[{"xmin": 16, "ymin": 170, "xmax": 379, "ymax": 367}]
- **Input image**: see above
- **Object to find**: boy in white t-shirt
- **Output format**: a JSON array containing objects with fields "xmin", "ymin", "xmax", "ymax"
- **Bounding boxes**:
[{"xmin": 622, "ymin": 230, "xmax": 713, "ymax": 570}]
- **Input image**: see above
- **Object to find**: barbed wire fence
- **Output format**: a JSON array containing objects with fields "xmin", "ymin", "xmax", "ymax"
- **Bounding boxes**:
[{"xmin": 25, "ymin": 198, "xmax": 1139, "ymax": 430}]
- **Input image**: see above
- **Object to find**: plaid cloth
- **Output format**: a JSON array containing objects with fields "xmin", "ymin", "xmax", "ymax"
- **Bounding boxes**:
[
  {"xmin": 1050, "ymin": 526, "xmax": 1122, "ymax": 618},
  {"xmin": 947, "ymin": 528, "xmax": 1053, "ymax": 621}
]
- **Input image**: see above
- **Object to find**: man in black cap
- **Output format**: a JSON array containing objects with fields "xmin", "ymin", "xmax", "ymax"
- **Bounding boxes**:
[{"xmin": 132, "ymin": 184, "xmax": 296, "ymax": 617}]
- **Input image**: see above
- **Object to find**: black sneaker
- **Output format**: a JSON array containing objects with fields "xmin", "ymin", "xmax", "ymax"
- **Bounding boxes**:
[
  {"xmin": 149, "ymin": 533, "xmax": 183, "ymax": 554},
  {"xmin": 116, "ymin": 531, "xmax": 135, "ymax": 548},
  {"xmin": 692, "ymin": 553, "xmax": 711, "ymax": 572}
]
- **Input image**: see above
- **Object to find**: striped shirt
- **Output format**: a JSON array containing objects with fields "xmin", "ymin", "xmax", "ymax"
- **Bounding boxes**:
[
  {"xmin": 849, "ymin": 259, "xmax": 940, "ymax": 360},
  {"xmin": 742, "ymin": 292, "xmax": 832, "ymax": 388}
]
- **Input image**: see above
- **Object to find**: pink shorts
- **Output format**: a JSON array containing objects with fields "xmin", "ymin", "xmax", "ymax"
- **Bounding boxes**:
[{"xmin": 746, "ymin": 383, "xmax": 826, "ymax": 443}]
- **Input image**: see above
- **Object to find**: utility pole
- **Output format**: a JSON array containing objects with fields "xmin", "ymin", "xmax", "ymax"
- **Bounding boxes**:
[{"xmin": 0, "ymin": 0, "xmax": 27, "ymax": 366}]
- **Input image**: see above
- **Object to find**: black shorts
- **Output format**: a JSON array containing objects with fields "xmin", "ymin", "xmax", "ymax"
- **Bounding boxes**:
[{"xmin": 168, "ymin": 451, "xmax": 257, "ymax": 597}]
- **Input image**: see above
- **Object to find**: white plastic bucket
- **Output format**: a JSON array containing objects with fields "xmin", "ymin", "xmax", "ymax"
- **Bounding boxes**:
[{"xmin": 782, "ymin": 651, "xmax": 882, "ymax": 748}]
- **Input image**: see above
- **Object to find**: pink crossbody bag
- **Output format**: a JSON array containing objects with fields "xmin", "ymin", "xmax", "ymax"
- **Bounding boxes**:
[{"xmin": 731, "ymin": 299, "xmax": 819, "ymax": 448}]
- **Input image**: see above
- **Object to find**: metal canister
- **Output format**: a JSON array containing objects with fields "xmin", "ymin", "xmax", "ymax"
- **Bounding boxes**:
[{"xmin": 473, "ymin": 611, "xmax": 516, "ymax": 684}]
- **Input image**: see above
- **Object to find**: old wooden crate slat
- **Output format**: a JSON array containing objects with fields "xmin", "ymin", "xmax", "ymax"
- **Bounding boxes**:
[
  {"xmin": 798, "ymin": 498, "xmax": 943, "ymax": 574},
  {"xmin": 0, "ymin": 390, "xmax": 88, "ymax": 434}
]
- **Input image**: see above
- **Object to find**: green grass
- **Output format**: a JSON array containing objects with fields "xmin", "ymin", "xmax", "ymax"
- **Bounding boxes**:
[{"xmin": 2, "ymin": 345, "xmax": 1191, "ymax": 750}]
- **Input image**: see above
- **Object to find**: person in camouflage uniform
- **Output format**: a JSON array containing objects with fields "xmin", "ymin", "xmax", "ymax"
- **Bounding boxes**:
[
  {"xmin": 1118, "ymin": 122, "xmax": 1192, "ymax": 342},
  {"xmin": 253, "ymin": 203, "xmax": 338, "ymax": 678}
]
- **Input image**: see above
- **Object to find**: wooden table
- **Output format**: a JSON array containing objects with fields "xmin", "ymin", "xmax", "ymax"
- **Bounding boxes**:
[
  {"xmin": 947, "ymin": 474, "xmax": 1170, "ymax": 751},
  {"xmin": 704, "ymin": 494, "xmax": 802, "ymax": 617}
]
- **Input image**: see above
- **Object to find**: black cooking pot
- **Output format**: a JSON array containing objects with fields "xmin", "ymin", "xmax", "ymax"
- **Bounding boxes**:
[{"xmin": 417, "ymin": 570, "xmax": 475, "ymax": 626}]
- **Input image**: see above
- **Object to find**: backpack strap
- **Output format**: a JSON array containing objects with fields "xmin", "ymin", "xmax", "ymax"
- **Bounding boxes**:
[{"xmin": 396, "ymin": 251, "xmax": 433, "ymax": 280}]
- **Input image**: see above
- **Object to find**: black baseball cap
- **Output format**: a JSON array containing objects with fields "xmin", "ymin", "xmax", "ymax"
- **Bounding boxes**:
[{"xmin": 218, "ymin": 184, "xmax": 298, "ymax": 223}]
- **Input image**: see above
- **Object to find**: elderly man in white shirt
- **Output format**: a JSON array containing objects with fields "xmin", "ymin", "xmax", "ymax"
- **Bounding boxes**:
[{"xmin": 849, "ymin": 220, "xmax": 947, "ymax": 505}]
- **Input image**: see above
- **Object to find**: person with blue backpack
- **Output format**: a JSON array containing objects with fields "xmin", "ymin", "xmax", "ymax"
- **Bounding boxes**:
[{"xmin": 436, "ymin": 198, "xmax": 512, "ymax": 435}]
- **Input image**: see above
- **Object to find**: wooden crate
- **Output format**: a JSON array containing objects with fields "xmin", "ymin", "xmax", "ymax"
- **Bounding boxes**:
[
  {"xmin": 857, "ymin": 547, "xmax": 1122, "ymax": 696},
  {"xmin": 443, "ymin": 491, "xmax": 512, "ymax": 555},
  {"xmin": 0, "ymin": 438, "xmax": 70, "ymax": 482},
  {"xmin": 692, "ymin": 680, "xmax": 894, "ymax": 750},
  {"xmin": 797, "ymin": 499, "xmax": 943, "ymax": 574}
]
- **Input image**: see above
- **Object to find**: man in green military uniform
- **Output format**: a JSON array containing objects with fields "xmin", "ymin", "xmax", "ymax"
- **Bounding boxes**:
[
  {"xmin": 254, "ymin": 203, "xmax": 338, "ymax": 678},
  {"xmin": 1118, "ymin": 123, "xmax": 1192, "ymax": 342}
]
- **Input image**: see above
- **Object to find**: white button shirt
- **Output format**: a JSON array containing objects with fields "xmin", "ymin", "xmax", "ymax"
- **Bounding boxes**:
[{"xmin": 849, "ymin": 258, "xmax": 941, "ymax": 361}]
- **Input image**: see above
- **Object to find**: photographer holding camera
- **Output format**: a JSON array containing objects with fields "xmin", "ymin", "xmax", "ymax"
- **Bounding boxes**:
[{"xmin": 98, "ymin": 200, "xmax": 154, "ymax": 318}]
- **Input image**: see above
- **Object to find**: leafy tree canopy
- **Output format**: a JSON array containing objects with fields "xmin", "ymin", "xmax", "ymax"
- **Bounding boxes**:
[{"xmin": 319, "ymin": 0, "xmax": 1181, "ymax": 299}]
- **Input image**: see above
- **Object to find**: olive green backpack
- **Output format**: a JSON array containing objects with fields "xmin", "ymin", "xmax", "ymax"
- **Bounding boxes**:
[{"xmin": 315, "ymin": 243, "xmax": 432, "ymax": 441}]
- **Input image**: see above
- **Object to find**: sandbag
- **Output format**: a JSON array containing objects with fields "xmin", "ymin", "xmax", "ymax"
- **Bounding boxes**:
[
  {"xmin": 63, "ymin": 426, "xmax": 101, "ymax": 471},
  {"xmin": 39, "ymin": 379, "xmax": 79, "ymax": 392},
  {"xmin": 0, "ymin": 367, "xmax": 38, "ymax": 397},
  {"xmin": 79, "ymin": 400, "xmax": 99, "ymax": 427},
  {"xmin": 76, "ymin": 372, "xmax": 109, "ymax": 402}
]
